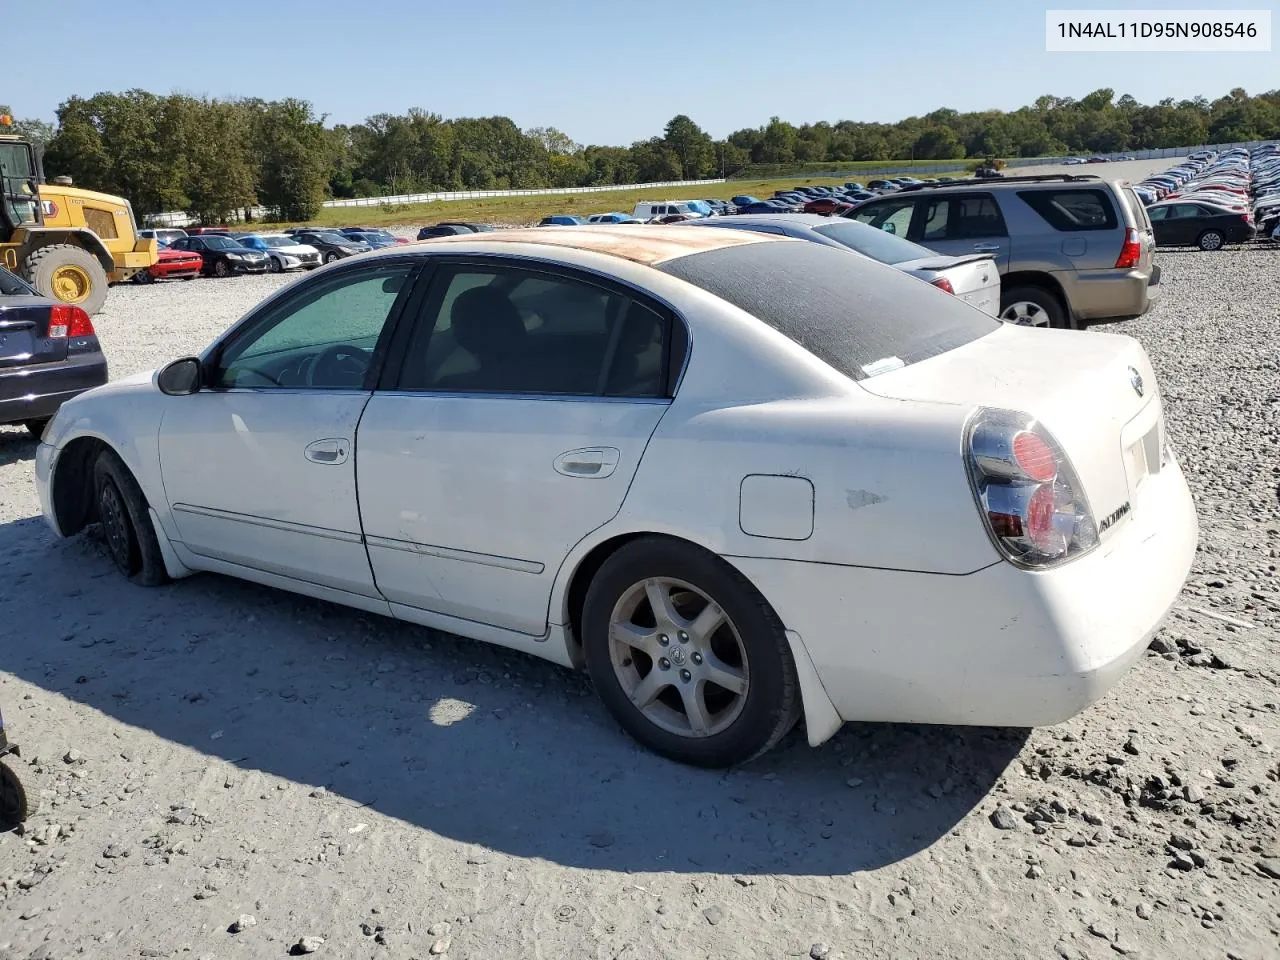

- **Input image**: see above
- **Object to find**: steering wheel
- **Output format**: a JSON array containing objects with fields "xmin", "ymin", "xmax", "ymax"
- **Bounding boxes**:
[{"xmin": 308, "ymin": 344, "xmax": 371, "ymax": 387}]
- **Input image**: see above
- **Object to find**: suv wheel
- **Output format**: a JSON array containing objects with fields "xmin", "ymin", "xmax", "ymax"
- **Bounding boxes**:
[
  {"xmin": 1197, "ymin": 230, "xmax": 1225, "ymax": 252},
  {"xmin": 999, "ymin": 286, "xmax": 1072, "ymax": 329}
]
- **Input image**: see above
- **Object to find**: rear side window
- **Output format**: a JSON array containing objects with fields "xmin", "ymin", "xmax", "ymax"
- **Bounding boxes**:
[
  {"xmin": 659, "ymin": 241, "xmax": 998, "ymax": 381},
  {"xmin": 1018, "ymin": 189, "xmax": 1118, "ymax": 231},
  {"xmin": 948, "ymin": 195, "xmax": 1007, "ymax": 238},
  {"xmin": 851, "ymin": 198, "xmax": 915, "ymax": 237}
]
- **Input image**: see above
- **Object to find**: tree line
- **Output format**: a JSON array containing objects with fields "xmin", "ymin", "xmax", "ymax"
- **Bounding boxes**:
[{"xmin": 4, "ymin": 86, "xmax": 1278, "ymax": 223}]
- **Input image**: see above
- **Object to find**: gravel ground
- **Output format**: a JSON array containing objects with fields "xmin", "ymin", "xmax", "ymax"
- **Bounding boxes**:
[{"xmin": 1, "ymin": 239, "xmax": 1279, "ymax": 960}]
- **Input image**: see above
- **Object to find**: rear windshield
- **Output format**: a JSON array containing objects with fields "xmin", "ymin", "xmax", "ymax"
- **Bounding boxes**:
[
  {"xmin": 0, "ymin": 266, "xmax": 36, "ymax": 296},
  {"xmin": 659, "ymin": 240, "xmax": 999, "ymax": 381},
  {"xmin": 812, "ymin": 221, "xmax": 936, "ymax": 264}
]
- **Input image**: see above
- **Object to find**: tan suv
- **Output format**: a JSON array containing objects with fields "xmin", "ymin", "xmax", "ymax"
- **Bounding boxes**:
[{"xmin": 847, "ymin": 174, "xmax": 1159, "ymax": 328}]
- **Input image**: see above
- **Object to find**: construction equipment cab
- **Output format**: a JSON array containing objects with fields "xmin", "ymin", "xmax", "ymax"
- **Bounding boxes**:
[{"xmin": 0, "ymin": 118, "xmax": 156, "ymax": 315}]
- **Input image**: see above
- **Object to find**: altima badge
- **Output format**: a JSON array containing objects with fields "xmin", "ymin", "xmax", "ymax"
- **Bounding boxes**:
[{"xmin": 1128, "ymin": 366, "xmax": 1144, "ymax": 398}]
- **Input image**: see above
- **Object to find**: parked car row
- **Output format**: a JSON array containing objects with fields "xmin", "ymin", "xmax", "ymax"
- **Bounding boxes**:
[
  {"xmin": 1132, "ymin": 145, "xmax": 1280, "ymax": 249},
  {"xmin": 135, "ymin": 226, "xmax": 408, "ymax": 282}
]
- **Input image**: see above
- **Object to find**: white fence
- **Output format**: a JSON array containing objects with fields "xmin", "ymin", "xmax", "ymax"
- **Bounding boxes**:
[{"xmin": 146, "ymin": 178, "xmax": 728, "ymax": 227}]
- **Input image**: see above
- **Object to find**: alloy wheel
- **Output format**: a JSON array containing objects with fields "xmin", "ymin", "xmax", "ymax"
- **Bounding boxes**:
[
  {"xmin": 1000, "ymin": 300, "xmax": 1050, "ymax": 326},
  {"xmin": 607, "ymin": 577, "xmax": 749, "ymax": 738}
]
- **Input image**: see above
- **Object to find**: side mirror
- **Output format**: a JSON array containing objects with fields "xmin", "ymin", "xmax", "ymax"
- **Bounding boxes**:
[
  {"xmin": 881, "ymin": 222, "xmax": 897, "ymax": 235},
  {"xmin": 158, "ymin": 357, "xmax": 203, "ymax": 396}
]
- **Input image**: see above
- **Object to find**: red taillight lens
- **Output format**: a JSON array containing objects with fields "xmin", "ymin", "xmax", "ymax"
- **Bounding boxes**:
[
  {"xmin": 47, "ymin": 304, "xmax": 94, "ymax": 339},
  {"xmin": 1114, "ymin": 228, "xmax": 1141, "ymax": 269},
  {"xmin": 966, "ymin": 408, "xmax": 1098, "ymax": 568},
  {"xmin": 930, "ymin": 277, "xmax": 955, "ymax": 295},
  {"xmin": 1012, "ymin": 431, "xmax": 1057, "ymax": 482}
]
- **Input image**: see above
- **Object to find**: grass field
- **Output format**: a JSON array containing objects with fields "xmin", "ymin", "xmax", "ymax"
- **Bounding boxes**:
[{"xmin": 250, "ymin": 173, "xmax": 959, "ymax": 231}]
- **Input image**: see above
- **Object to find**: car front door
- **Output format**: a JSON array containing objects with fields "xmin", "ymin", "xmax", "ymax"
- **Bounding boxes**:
[
  {"xmin": 914, "ymin": 192, "xmax": 1012, "ymax": 271},
  {"xmin": 157, "ymin": 259, "xmax": 418, "ymax": 596},
  {"xmin": 356, "ymin": 260, "xmax": 680, "ymax": 637}
]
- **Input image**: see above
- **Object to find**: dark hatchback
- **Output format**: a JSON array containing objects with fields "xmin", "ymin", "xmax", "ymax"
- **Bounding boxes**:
[
  {"xmin": 170, "ymin": 235, "xmax": 271, "ymax": 277},
  {"xmin": 0, "ymin": 266, "xmax": 107, "ymax": 438},
  {"xmin": 292, "ymin": 230, "xmax": 372, "ymax": 262}
]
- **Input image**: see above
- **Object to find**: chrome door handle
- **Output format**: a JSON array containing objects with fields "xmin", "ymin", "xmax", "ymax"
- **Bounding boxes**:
[
  {"xmin": 554, "ymin": 447, "xmax": 620, "ymax": 479},
  {"xmin": 304, "ymin": 438, "xmax": 350, "ymax": 465},
  {"xmin": 973, "ymin": 243, "xmax": 1001, "ymax": 252}
]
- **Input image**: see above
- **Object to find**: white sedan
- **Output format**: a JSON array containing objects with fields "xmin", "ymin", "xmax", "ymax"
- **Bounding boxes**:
[{"xmin": 33, "ymin": 226, "xmax": 1198, "ymax": 767}]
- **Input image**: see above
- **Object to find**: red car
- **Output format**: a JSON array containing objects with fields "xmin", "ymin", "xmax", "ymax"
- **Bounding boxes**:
[
  {"xmin": 802, "ymin": 197, "xmax": 854, "ymax": 216},
  {"xmin": 133, "ymin": 245, "xmax": 203, "ymax": 284}
]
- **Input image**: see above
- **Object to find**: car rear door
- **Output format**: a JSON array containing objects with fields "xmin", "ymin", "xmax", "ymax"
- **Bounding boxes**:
[
  {"xmin": 913, "ymin": 192, "xmax": 1012, "ymax": 272},
  {"xmin": 355, "ymin": 259, "xmax": 680, "ymax": 638}
]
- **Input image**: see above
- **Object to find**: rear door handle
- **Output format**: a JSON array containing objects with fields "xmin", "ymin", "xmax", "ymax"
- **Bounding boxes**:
[
  {"xmin": 554, "ymin": 447, "xmax": 620, "ymax": 479},
  {"xmin": 304, "ymin": 438, "xmax": 350, "ymax": 465},
  {"xmin": 973, "ymin": 242, "xmax": 1002, "ymax": 253}
]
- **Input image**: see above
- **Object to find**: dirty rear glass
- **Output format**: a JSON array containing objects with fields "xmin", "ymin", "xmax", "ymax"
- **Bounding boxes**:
[{"xmin": 659, "ymin": 240, "xmax": 998, "ymax": 380}]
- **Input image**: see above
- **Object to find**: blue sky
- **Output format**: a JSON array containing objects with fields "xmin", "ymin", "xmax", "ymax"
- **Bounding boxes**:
[{"xmin": 8, "ymin": 0, "xmax": 1278, "ymax": 143}]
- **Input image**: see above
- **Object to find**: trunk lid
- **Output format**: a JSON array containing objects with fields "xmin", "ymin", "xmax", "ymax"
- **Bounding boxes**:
[
  {"xmin": 0, "ymin": 301, "xmax": 68, "ymax": 369},
  {"xmin": 859, "ymin": 324, "xmax": 1164, "ymax": 541},
  {"xmin": 898, "ymin": 253, "xmax": 1001, "ymax": 316}
]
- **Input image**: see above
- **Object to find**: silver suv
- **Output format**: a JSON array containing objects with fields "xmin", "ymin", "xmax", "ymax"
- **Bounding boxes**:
[{"xmin": 847, "ymin": 174, "xmax": 1159, "ymax": 328}]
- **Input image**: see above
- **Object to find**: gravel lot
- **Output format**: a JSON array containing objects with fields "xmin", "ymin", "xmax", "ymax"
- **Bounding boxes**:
[{"xmin": 1, "ymin": 224, "xmax": 1279, "ymax": 960}]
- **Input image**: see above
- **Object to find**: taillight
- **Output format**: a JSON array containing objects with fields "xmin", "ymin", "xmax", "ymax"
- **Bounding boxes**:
[
  {"xmin": 930, "ymin": 277, "xmax": 955, "ymax": 295},
  {"xmin": 1114, "ymin": 228, "xmax": 1142, "ymax": 269},
  {"xmin": 47, "ymin": 304, "xmax": 95, "ymax": 339},
  {"xmin": 966, "ymin": 408, "xmax": 1098, "ymax": 568}
]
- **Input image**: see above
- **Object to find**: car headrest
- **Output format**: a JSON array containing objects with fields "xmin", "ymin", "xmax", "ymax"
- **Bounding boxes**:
[{"xmin": 450, "ymin": 286, "xmax": 527, "ymax": 357}]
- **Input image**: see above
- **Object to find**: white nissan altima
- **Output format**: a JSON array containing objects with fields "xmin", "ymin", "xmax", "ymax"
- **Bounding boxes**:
[{"xmin": 34, "ymin": 226, "xmax": 1197, "ymax": 767}]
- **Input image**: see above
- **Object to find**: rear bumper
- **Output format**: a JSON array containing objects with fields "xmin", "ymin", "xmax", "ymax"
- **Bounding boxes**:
[
  {"xmin": 1071, "ymin": 266, "xmax": 1159, "ymax": 323},
  {"xmin": 0, "ymin": 353, "xmax": 108, "ymax": 426},
  {"xmin": 728, "ymin": 455, "xmax": 1198, "ymax": 728}
]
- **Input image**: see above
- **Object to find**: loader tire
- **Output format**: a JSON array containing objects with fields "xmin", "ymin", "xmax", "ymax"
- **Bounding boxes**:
[{"xmin": 22, "ymin": 244, "xmax": 109, "ymax": 317}]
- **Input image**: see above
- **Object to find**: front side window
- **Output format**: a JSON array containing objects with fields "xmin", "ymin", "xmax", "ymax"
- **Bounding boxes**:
[
  {"xmin": 395, "ymin": 265, "xmax": 672, "ymax": 398},
  {"xmin": 212, "ymin": 264, "xmax": 414, "ymax": 390}
]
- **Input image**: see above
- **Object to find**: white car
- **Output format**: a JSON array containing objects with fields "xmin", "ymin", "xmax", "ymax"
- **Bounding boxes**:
[
  {"xmin": 33, "ymin": 226, "xmax": 1198, "ymax": 767},
  {"xmin": 241, "ymin": 233, "xmax": 323, "ymax": 272}
]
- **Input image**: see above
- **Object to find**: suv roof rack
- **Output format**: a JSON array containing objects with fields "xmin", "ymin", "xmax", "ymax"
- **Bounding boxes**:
[{"xmin": 895, "ymin": 174, "xmax": 1103, "ymax": 191}]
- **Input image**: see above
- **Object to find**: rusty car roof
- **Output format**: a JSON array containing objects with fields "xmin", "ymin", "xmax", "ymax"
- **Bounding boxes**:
[{"xmin": 411, "ymin": 223, "xmax": 791, "ymax": 265}]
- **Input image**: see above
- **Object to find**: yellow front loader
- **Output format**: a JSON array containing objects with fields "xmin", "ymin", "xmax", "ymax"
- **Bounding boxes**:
[{"xmin": 0, "ymin": 118, "xmax": 156, "ymax": 315}]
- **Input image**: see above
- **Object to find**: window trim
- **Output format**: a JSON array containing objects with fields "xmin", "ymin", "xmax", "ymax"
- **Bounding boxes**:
[
  {"xmin": 378, "ymin": 253, "xmax": 689, "ymax": 401},
  {"xmin": 200, "ymin": 256, "xmax": 426, "ymax": 393}
]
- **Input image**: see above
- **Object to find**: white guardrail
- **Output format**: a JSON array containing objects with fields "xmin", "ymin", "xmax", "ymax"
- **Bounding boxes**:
[
  {"xmin": 147, "ymin": 178, "xmax": 728, "ymax": 226},
  {"xmin": 144, "ymin": 138, "xmax": 1280, "ymax": 226}
]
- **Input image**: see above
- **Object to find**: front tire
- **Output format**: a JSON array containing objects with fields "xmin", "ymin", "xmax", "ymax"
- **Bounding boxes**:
[
  {"xmin": 323, "ymin": 251, "xmax": 339, "ymax": 264},
  {"xmin": 1197, "ymin": 230, "xmax": 1225, "ymax": 251},
  {"xmin": 999, "ymin": 285, "xmax": 1072, "ymax": 329},
  {"xmin": 212, "ymin": 260, "xmax": 230, "ymax": 278},
  {"xmin": 22, "ymin": 243, "xmax": 110, "ymax": 316},
  {"xmin": 269, "ymin": 256, "xmax": 284, "ymax": 274},
  {"xmin": 0, "ymin": 758, "xmax": 38, "ymax": 826},
  {"xmin": 582, "ymin": 537, "xmax": 801, "ymax": 767},
  {"xmin": 92, "ymin": 449, "xmax": 170, "ymax": 586}
]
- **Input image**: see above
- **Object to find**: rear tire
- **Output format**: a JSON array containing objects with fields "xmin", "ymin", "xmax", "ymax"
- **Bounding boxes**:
[
  {"xmin": 23, "ymin": 419, "xmax": 49, "ymax": 440},
  {"xmin": 999, "ymin": 285, "xmax": 1072, "ymax": 329},
  {"xmin": 582, "ymin": 537, "xmax": 801, "ymax": 767},
  {"xmin": 0, "ymin": 758, "xmax": 38, "ymax": 826},
  {"xmin": 22, "ymin": 243, "xmax": 110, "ymax": 317},
  {"xmin": 92, "ymin": 449, "xmax": 169, "ymax": 587},
  {"xmin": 1197, "ymin": 230, "xmax": 1225, "ymax": 252}
]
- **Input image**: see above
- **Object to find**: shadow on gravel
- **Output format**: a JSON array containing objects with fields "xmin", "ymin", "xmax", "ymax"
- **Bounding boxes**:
[
  {"xmin": 0, "ymin": 516, "xmax": 1027, "ymax": 876},
  {"xmin": 0, "ymin": 430, "xmax": 38, "ymax": 467}
]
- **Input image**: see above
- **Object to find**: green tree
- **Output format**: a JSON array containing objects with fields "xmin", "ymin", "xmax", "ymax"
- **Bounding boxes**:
[
  {"xmin": 661, "ymin": 115, "xmax": 715, "ymax": 179},
  {"xmin": 254, "ymin": 99, "xmax": 329, "ymax": 221}
]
